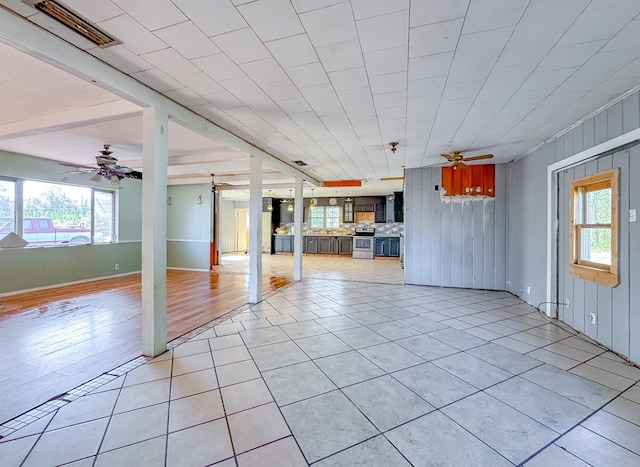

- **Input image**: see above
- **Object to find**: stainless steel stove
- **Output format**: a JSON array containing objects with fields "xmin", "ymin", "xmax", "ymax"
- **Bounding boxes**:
[{"xmin": 352, "ymin": 226, "xmax": 375, "ymax": 259}]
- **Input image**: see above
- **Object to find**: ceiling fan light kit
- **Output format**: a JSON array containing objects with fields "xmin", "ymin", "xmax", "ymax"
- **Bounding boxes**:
[{"xmin": 441, "ymin": 151, "xmax": 494, "ymax": 170}]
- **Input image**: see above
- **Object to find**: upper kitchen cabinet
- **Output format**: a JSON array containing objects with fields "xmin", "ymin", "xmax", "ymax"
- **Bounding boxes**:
[
  {"xmin": 354, "ymin": 196, "xmax": 385, "ymax": 223},
  {"xmin": 279, "ymin": 199, "xmax": 294, "ymax": 224},
  {"xmin": 343, "ymin": 198, "xmax": 354, "ymax": 223},
  {"xmin": 394, "ymin": 192, "xmax": 403, "ymax": 222}
]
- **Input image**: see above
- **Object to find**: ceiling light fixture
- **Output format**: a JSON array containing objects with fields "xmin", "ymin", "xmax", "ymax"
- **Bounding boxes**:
[
  {"xmin": 310, "ymin": 189, "xmax": 317, "ymax": 209},
  {"xmin": 267, "ymin": 190, "xmax": 273, "ymax": 211},
  {"xmin": 110, "ymin": 175, "xmax": 120, "ymax": 185},
  {"xmin": 389, "ymin": 142, "xmax": 399, "ymax": 154},
  {"xmin": 288, "ymin": 189, "xmax": 294, "ymax": 212},
  {"xmin": 89, "ymin": 173, "xmax": 102, "ymax": 183}
]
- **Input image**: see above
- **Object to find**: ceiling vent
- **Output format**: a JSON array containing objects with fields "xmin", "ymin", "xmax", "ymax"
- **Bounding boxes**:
[
  {"xmin": 23, "ymin": 0, "xmax": 120, "ymax": 48},
  {"xmin": 293, "ymin": 160, "xmax": 307, "ymax": 166}
]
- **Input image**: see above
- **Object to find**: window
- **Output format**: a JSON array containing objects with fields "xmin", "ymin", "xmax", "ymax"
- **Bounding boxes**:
[
  {"xmin": 0, "ymin": 178, "xmax": 115, "ymax": 246},
  {"xmin": 569, "ymin": 169, "xmax": 619, "ymax": 287},
  {"xmin": 309, "ymin": 206, "xmax": 341, "ymax": 229}
]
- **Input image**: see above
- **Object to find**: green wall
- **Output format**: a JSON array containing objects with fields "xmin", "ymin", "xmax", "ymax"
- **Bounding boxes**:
[{"xmin": 0, "ymin": 150, "xmax": 143, "ymax": 294}]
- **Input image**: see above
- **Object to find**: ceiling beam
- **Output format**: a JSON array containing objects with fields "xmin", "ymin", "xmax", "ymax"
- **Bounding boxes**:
[
  {"xmin": 0, "ymin": 100, "xmax": 141, "ymax": 139},
  {"xmin": 0, "ymin": 7, "xmax": 320, "ymax": 186}
]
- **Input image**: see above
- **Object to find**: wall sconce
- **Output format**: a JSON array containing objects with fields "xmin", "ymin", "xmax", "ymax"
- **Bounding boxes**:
[
  {"xmin": 197, "ymin": 195, "xmax": 203, "ymax": 204},
  {"xmin": 167, "ymin": 196, "xmax": 172, "ymax": 206}
]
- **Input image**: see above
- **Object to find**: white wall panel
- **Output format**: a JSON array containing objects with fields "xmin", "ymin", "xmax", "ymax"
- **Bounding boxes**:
[{"xmin": 405, "ymin": 165, "xmax": 507, "ymax": 290}]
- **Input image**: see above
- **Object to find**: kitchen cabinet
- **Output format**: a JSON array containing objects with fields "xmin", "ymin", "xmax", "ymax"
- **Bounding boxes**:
[
  {"xmin": 338, "ymin": 237, "xmax": 353, "ymax": 255},
  {"xmin": 274, "ymin": 235, "xmax": 293, "ymax": 253},
  {"xmin": 375, "ymin": 202, "xmax": 385, "ymax": 223},
  {"xmin": 374, "ymin": 237, "xmax": 400, "ymax": 257},
  {"xmin": 304, "ymin": 236, "xmax": 318, "ymax": 254},
  {"xmin": 394, "ymin": 192, "xmax": 404, "ymax": 222},
  {"xmin": 279, "ymin": 201, "xmax": 294, "ymax": 224},
  {"xmin": 317, "ymin": 237, "xmax": 333, "ymax": 254},
  {"xmin": 343, "ymin": 199, "xmax": 354, "ymax": 223}
]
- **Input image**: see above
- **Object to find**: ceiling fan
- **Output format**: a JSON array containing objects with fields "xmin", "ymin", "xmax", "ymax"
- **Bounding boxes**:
[
  {"xmin": 61, "ymin": 145, "xmax": 142, "ymax": 184},
  {"xmin": 441, "ymin": 151, "xmax": 494, "ymax": 169}
]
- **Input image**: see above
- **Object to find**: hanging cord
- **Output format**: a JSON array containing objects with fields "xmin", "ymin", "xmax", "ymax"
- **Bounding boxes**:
[{"xmin": 536, "ymin": 301, "xmax": 638, "ymax": 367}]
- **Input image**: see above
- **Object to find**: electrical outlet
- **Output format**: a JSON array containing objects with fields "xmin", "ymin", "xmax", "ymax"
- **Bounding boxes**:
[
  {"xmin": 630, "ymin": 209, "xmax": 637, "ymax": 222},
  {"xmin": 590, "ymin": 313, "xmax": 596, "ymax": 325},
  {"xmin": 115, "ymin": 264, "xmax": 119, "ymax": 270},
  {"xmin": 527, "ymin": 286, "xmax": 531, "ymax": 294},
  {"xmin": 566, "ymin": 298, "xmax": 570, "ymax": 310}
]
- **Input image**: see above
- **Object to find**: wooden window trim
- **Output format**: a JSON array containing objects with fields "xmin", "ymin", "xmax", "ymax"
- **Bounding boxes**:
[{"xmin": 569, "ymin": 168, "xmax": 619, "ymax": 287}]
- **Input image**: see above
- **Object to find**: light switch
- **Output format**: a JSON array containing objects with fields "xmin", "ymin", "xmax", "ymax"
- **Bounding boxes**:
[{"xmin": 630, "ymin": 209, "xmax": 637, "ymax": 223}]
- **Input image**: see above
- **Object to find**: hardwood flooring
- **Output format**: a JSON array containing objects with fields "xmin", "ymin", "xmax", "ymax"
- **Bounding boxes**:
[{"xmin": 0, "ymin": 266, "xmax": 291, "ymax": 425}]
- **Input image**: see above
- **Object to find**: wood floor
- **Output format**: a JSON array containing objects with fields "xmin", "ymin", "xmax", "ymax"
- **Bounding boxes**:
[{"xmin": 0, "ymin": 267, "xmax": 291, "ymax": 425}]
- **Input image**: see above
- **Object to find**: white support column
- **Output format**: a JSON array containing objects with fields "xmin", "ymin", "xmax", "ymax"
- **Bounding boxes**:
[
  {"xmin": 293, "ymin": 177, "xmax": 304, "ymax": 281},
  {"xmin": 141, "ymin": 106, "xmax": 168, "ymax": 357},
  {"xmin": 249, "ymin": 156, "xmax": 263, "ymax": 303}
]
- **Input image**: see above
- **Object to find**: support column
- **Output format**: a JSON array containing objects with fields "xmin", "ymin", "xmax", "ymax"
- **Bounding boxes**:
[
  {"xmin": 293, "ymin": 177, "xmax": 303, "ymax": 281},
  {"xmin": 141, "ymin": 106, "xmax": 168, "ymax": 357},
  {"xmin": 249, "ymin": 156, "xmax": 263, "ymax": 303}
]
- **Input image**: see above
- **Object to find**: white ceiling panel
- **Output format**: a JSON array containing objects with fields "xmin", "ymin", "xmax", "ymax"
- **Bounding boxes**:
[
  {"xmin": 192, "ymin": 54, "xmax": 245, "ymax": 82},
  {"xmin": 176, "ymin": 72, "xmax": 225, "ymax": 96},
  {"xmin": 410, "ymin": 0, "xmax": 469, "ymax": 27},
  {"xmin": 463, "ymin": 0, "xmax": 528, "ymax": 34},
  {"xmin": 165, "ymin": 88, "xmax": 208, "ymax": 107},
  {"xmin": 88, "ymin": 45, "xmax": 152, "ymax": 74},
  {"xmin": 370, "ymin": 72, "xmax": 407, "ymax": 95},
  {"xmin": 62, "ymin": 0, "xmax": 124, "ymax": 23},
  {"xmin": 299, "ymin": 3, "xmax": 358, "ymax": 47},
  {"xmin": 98, "ymin": 15, "xmax": 168, "ymax": 55},
  {"xmin": 291, "ymin": 0, "xmax": 345, "ymax": 14},
  {"xmin": 610, "ymin": 57, "xmax": 640, "ymax": 80},
  {"xmin": 130, "ymin": 68, "xmax": 183, "ymax": 93},
  {"xmin": 351, "ymin": 0, "xmax": 408, "ymax": 20},
  {"xmin": 373, "ymin": 91, "xmax": 406, "ymax": 110},
  {"xmin": 356, "ymin": 10, "xmax": 409, "ymax": 54},
  {"xmin": 328, "ymin": 68, "xmax": 369, "ymax": 92},
  {"xmin": 520, "ymin": 68, "xmax": 578, "ymax": 91},
  {"xmin": 111, "ymin": 0, "xmax": 186, "ymax": 31},
  {"xmin": 409, "ymin": 19, "xmax": 463, "ymax": 58},
  {"xmin": 316, "ymin": 40, "xmax": 364, "ymax": 73},
  {"xmin": 408, "ymin": 53, "xmax": 453, "ymax": 80},
  {"xmin": 286, "ymin": 62, "xmax": 330, "ymax": 88},
  {"xmin": 154, "ymin": 22, "xmax": 221, "ymax": 60},
  {"xmin": 559, "ymin": 4, "xmax": 640, "ymax": 45},
  {"xmin": 240, "ymin": 58, "xmax": 290, "ymax": 85},
  {"xmin": 496, "ymin": 35, "xmax": 559, "ymax": 67},
  {"xmin": 537, "ymin": 41, "xmax": 607, "ymax": 72},
  {"xmin": 364, "ymin": 46, "xmax": 408, "ymax": 76},
  {"xmin": 262, "ymin": 80, "xmax": 303, "ymax": 101},
  {"xmin": 212, "ymin": 28, "xmax": 271, "ymax": 64},
  {"xmin": 577, "ymin": 49, "xmax": 640, "ymax": 77},
  {"xmin": 511, "ymin": 0, "xmax": 587, "ymax": 40},
  {"xmin": 238, "ymin": 0, "xmax": 304, "ymax": 42},
  {"xmin": 171, "ymin": 0, "xmax": 247, "ymax": 37},
  {"xmin": 602, "ymin": 19, "xmax": 640, "ymax": 52},
  {"xmin": 141, "ymin": 48, "xmax": 200, "ymax": 78},
  {"xmin": 265, "ymin": 34, "xmax": 318, "ymax": 68}
]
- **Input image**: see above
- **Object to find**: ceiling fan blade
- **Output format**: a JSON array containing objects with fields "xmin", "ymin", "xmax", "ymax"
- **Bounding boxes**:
[
  {"xmin": 58, "ymin": 161, "xmax": 98, "ymax": 170},
  {"xmin": 441, "ymin": 153, "xmax": 455, "ymax": 161},
  {"xmin": 463, "ymin": 154, "xmax": 494, "ymax": 161}
]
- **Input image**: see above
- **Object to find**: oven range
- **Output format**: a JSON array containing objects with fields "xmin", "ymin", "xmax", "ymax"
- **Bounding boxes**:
[{"xmin": 352, "ymin": 226, "xmax": 375, "ymax": 259}]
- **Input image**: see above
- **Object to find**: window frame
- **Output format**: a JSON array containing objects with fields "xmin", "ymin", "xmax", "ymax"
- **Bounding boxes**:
[
  {"xmin": 569, "ymin": 168, "xmax": 619, "ymax": 287},
  {"xmin": 309, "ymin": 205, "xmax": 341, "ymax": 229}
]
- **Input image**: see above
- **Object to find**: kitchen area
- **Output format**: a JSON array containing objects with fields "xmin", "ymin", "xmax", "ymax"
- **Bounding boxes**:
[{"xmin": 268, "ymin": 192, "xmax": 404, "ymax": 262}]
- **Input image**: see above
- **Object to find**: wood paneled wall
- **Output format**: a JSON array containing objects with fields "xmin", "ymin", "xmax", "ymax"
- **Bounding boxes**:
[{"xmin": 404, "ymin": 165, "xmax": 507, "ymax": 290}]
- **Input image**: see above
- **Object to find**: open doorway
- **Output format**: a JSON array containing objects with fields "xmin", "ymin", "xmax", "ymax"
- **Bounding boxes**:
[{"xmin": 235, "ymin": 208, "xmax": 248, "ymax": 253}]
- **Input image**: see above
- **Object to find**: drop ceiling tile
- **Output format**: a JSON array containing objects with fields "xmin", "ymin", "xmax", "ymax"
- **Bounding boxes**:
[
  {"xmin": 410, "ymin": 0, "xmax": 469, "ymax": 27},
  {"xmin": 357, "ymin": 10, "xmax": 409, "ymax": 53},
  {"xmin": 140, "ymin": 48, "xmax": 200, "ymax": 78},
  {"xmin": 261, "ymin": 80, "xmax": 302, "ymax": 101},
  {"xmin": 328, "ymin": 67, "xmax": 369, "ymax": 91},
  {"xmin": 537, "ymin": 41, "xmax": 607, "ymax": 72},
  {"xmin": 602, "ymin": 19, "xmax": 640, "ymax": 52},
  {"xmin": 377, "ymin": 105, "xmax": 406, "ymax": 121},
  {"xmin": 507, "ymin": 87, "xmax": 555, "ymax": 105},
  {"xmin": 225, "ymin": 105, "xmax": 262, "ymax": 122},
  {"xmin": 351, "ymin": 0, "xmax": 409, "ymax": 20},
  {"xmin": 291, "ymin": 0, "xmax": 345, "ymax": 13},
  {"xmin": 98, "ymin": 14, "xmax": 167, "ymax": 55},
  {"xmin": 111, "ymin": 0, "xmax": 186, "ymax": 31},
  {"xmin": 311, "ymin": 99, "xmax": 345, "ymax": 116},
  {"xmin": 212, "ymin": 28, "xmax": 271, "ymax": 64},
  {"xmin": 90, "ymin": 45, "xmax": 153, "ymax": 74},
  {"xmin": 316, "ymin": 40, "xmax": 365, "ymax": 73},
  {"xmin": 610, "ymin": 57, "xmax": 640, "ymax": 80},
  {"xmin": 585, "ymin": 76, "xmax": 639, "ymax": 98},
  {"xmin": 369, "ymin": 71, "xmax": 407, "ymax": 95},
  {"xmin": 462, "ymin": 0, "xmax": 528, "ymax": 34},
  {"xmin": 154, "ymin": 22, "xmax": 221, "ymax": 60},
  {"xmin": 299, "ymin": 83, "xmax": 338, "ymax": 103},
  {"xmin": 409, "ymin": 19, "xmax": 463, "ymax": 58},
  {"xmin": 172, "ymin": 0, "xmax": 247, "ymax": 36},
  {"xmin": 577, "ymin": 48, "xmax": 640, "ymax": 76},
  {"xmin": 193, "ymin": 54, "xmax": 245, "ymax": 81},
  {"xmin": 447, "ymin": 58, "xmax": 494, "ymax": 84},
  {"xmin": 286, "ymin": 62, "xmax": 330, "ymax": 88},
  {"xmin": 364, "ymin": 46, "xmax": 408, "ymax": 76},
  {"xmin": 442, "ymin": 80, "xmax": 484, "ymax": 100},
  {"xmin": 241, "ymin": 58, "xmax": 289, "ymax": 85},
  {"xmin": 165, "ymin": 87, "xmax": 208, "ymax": 106},
  {"xmin": 511, "ymin": 0, "xmax": 587, "ymax": 40},
  {"xmin": 408, "ymin": 52, "xmax": 452, "ymax": 80},
  {"xmin": 277, "ymin": 97, "xmax": 312, "ymax": 114},
  {"xmin": 475, "ymin": 63, "xmax": 537, "ymax": 102},
  {"xmin": 203, "ymin": 90, "xmax": 244, "ymax": 109},
  {"xmin": 219, "ymin": 76, "xmax": 266, "ymax": 99},
  {"xmin": 559, "ymin": 4, "xmax": 640, "ymax": 45},
  {"xmin": 130, "ymin": 68, "xmax": 183, "ymax": 92},
  {"xmin": 176, "ymin": 72, "xmax": 224, "ymax": 95},
  {"xmin": 495, "ymin": 35, "xmax": 559, "ymax": 67},
  {"xmin": 266, "ymin": 34, "xmax": 318, "ymax": 68},
  {"xmin": 438, "ymin": 98, "xmax": 473, "ymax": 115},
  {"xmin": 456, "ymin": 27, "xmax": 513, "ymax": 60},
  {"xmin": 238, "ymin": 0, "xmax": 304, "ymax": 42},
  {"xmin": 299, "ymin": 2, "xmax": 357, "ymax": 47},
  {"xmin": 62, "ymin": 0, "xmax": 123, "ymax": 22},
  {"xmin": 373, "ymin": 90, "xmax": 407, "ymax": 109},
  {"xmin": 338, "ymin": 88, "xmax": 376, "ymax": 118}
]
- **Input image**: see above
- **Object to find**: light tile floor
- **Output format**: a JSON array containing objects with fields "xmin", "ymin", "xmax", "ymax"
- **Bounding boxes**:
[{"xmin": 2, "ymin": 258, "xmax": 640, "ymax": 466}]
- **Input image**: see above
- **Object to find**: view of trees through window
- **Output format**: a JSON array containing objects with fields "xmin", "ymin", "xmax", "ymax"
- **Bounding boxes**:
[
  {"xmin": 581, "ymin": 187, "xmax": 612, "ymax": 265},
  {"xmin": 0, "ymin": 179, "xmax": 114, "ymax": 246}
]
